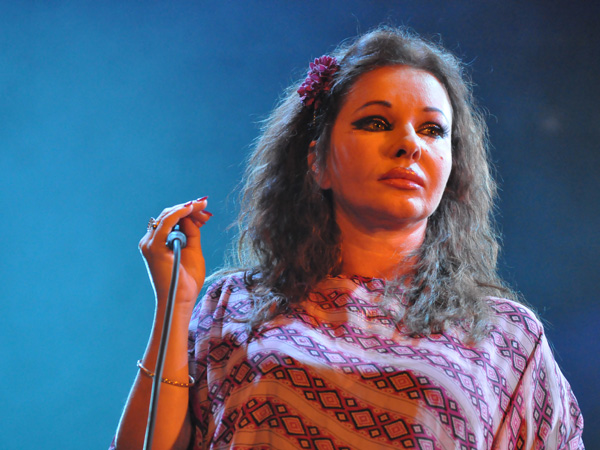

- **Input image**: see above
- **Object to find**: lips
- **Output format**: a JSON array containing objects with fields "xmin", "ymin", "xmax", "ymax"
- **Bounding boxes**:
[{"xmin": 378, "ymin": 167, "xmax": 425, "ymax": 189}]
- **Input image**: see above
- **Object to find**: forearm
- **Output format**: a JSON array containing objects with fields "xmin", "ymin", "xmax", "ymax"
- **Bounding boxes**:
[
  {"xmin": 116, "ymin": 195, "xmax": 209, "ymax": 449},
  {"xmin": 114, "ymin": 306, "xmax": 194, "ymax": 450}
]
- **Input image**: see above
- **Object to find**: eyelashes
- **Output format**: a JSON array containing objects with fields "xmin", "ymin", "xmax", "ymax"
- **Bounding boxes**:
[
  {"xmin": 351, "ymin": 116, "xmax": 391, "ymax": 131},
  {"xmin": 419, "ymin": 122, "xmax": 450, "ymax": 138},
  {"xmin": 351, "ymin": 115, "xmax": 449, "ymax": 138}
]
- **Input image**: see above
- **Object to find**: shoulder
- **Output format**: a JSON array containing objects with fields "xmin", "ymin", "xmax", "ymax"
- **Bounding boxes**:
[
  {"xmin": 203, "ymin": 271, "xmax": 253, "ymax": 300},
  {"xmin": 190, "ymin": 271, "xmax": 255, "ymax": 327},
  {"xmin": 486, "ymin": 297, "xmax": 543, "ymax": 339},
  {"xmin": 483, "ymin": 297, "xmax": 547, "ymax": 364}
]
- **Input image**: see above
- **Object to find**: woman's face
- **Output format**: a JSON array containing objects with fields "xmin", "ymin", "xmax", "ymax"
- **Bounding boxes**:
[{"xmin": 318, "ymin": 65, "xmax": 453, "ymax": 231}]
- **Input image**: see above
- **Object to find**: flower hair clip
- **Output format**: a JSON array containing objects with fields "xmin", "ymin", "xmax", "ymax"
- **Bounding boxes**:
[{"xmin": 297, "ymin": 55, "xmax": 339, "ymax": 111}]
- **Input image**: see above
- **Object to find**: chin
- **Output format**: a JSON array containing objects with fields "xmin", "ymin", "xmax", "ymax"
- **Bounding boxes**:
[{"xmin": 366, "ymin": 206, "xmax": 430, "ymax": 228}]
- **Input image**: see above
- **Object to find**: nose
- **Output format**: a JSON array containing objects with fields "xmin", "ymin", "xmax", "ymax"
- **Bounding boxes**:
[{"xmin": 394, "ymin": 126, "xmax": 422, "ymax": 161}]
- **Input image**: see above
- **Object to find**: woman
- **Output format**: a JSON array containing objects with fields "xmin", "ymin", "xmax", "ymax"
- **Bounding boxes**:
[{"xmin": 111, "ymin": 27, "xmax": 584, "ymax": 449}]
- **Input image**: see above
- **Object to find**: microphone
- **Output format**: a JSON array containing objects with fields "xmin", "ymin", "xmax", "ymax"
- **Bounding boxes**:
[
  {"xmin": 144, "ymin": 223, "xmax": 187, "ymax": 450},
  {"xmin": 166, "ymin": 224, "xmax": 187, "ymax": 250}
]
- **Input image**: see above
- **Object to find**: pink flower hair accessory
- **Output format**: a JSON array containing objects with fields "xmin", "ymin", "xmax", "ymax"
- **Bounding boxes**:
[{"xmin": 297, "ymin": 55, "xmax": 339, "ymax": 111}]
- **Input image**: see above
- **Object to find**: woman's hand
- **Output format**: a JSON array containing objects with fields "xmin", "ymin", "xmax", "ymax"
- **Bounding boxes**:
[{"xmin": 139, "ymin": 197, "xmax": 212, "ymax": 314}]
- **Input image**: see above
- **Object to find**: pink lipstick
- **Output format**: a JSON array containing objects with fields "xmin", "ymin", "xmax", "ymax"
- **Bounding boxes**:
[{"xmin": 378, "ymin": 167, "xmax": 424, "ymax": 190}]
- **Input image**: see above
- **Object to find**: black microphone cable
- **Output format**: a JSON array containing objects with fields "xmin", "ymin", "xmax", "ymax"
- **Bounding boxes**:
[{"xmin": 143, "ymin": 225, "xmax": 187, "ymax": 450}]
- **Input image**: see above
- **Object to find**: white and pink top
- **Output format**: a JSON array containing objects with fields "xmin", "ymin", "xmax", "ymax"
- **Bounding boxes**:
[{"xmin": 185, "ymin": 273, "xmax": 583, "ymax": 449}]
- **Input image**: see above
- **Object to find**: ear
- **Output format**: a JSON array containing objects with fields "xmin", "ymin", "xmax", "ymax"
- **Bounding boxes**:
[{"xmin": 307, "ymin": 141, "xmax": 331, "ymax": 189}]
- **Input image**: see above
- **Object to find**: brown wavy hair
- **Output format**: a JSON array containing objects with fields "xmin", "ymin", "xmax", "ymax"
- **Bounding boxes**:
[{"xmin": 212, "ymin": 26, "xmax": 516, "ymax": 341}]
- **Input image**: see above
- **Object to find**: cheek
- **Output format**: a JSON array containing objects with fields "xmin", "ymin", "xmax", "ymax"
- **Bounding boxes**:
[
  {"xmin": 432, "ymin": 152, "xmax": 453, "ymax": 194},
  {"xmin": 440, "ymin": 154, "xmax": 452, "ymax": 179},
  {"xmin": 326, "ymin": 141, "xmax": 361, "ymax": 185}
]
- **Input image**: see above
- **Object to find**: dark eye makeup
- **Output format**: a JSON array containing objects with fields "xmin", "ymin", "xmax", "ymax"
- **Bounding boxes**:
[
  {"xmin": 419, "ymin": 122, "xmax": 450, "ymax": 138},
  {"xmin": 351, "ymin": 115, "xmax": 392, "ymax": 131},
  {"xmin": 351, "ymin": 115, "xmax": 450, "ymax": 139}
]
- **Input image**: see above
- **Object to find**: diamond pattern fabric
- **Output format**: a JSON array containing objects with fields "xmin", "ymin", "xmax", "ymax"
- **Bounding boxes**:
[{"xmin": 182, "ymin": 273, "xmax": 584, "ymax": 449}]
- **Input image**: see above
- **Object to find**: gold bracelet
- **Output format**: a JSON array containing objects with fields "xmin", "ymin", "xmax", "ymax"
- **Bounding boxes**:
[{"xmin": 137, "ymin": 360, "xmax": 195, "ymax": 388}]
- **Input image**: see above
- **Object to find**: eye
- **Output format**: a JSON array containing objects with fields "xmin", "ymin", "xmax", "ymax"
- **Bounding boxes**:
[
  {"xmin": 419, "ymin": 122, "xmax": 450, "ymax": 139},
  {"xmin": 351, "ymin": 116, "xmax": 392, "ymax": 132}
]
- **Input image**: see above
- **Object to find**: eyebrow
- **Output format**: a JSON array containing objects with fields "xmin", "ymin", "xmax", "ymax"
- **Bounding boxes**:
[
  {"xmin": 354, "ymin": 100, "xmax": 392, "ymax": 113},
  {"xmin": 423, "ymin": 106, "xmax": 449, "ymax": 121},
  {"xmin": 354, "ymin": 101, "xmax": 450, "ymax": 122}
]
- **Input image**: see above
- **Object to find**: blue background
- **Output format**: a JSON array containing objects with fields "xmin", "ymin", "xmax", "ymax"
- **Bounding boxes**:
[{"xmin": 1, "ymin": 1, "xmax": 598, "ymax": 448}]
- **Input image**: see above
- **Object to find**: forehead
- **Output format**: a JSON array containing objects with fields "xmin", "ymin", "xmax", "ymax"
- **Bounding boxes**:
[{"xmin": 342, "ymin": 65, "xmax": 452, "ymax": 117}]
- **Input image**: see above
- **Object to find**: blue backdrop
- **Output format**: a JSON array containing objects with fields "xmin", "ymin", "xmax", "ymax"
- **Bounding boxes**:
[{"xmin": 1, "ymin": 1, "xmax": 597, "ymax": 448}]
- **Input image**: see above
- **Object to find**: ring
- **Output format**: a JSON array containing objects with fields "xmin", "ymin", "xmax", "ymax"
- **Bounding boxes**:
[{"xmin": 147, "ymin": 217, "xmax": 159, "ymax": 231}]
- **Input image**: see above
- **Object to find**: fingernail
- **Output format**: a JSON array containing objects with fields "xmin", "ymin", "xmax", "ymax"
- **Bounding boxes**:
[
  {"xmin": 202, "ymin": 210, "xmax": 213, "ymax": 217},
  {"xmin": 184, "ymin": 201, "xmax": 193, "ymax": 206},
  {"xmin": 196, "ymin": 196, "xmax": 208, "ymax": 202}
]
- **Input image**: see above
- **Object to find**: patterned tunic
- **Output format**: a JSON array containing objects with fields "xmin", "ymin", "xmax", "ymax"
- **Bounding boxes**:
[{"xmin": 185, "ymin": 273, "xmax": 583, "ymax": 449}]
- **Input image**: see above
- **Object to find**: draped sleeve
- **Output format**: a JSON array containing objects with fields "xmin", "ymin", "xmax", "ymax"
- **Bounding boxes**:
[
  {"xmin": 187, "ymin": 274, "xmax": 252, "ymax": 449},
  {"xmin": 489, "ymin": 301, "xmax": 584, "ymax": 449}
]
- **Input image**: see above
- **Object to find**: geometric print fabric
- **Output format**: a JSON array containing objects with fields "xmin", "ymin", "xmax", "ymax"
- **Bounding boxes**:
[{"xmin": 183, "ymin": 274, "xmax": 584, "ymax": 449}]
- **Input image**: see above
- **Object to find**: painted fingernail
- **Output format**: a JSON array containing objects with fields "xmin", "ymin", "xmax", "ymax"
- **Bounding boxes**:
[
  {"xmin": 202, "ymin": 210, "xmax": 213, "ymax": 217},
  {"xmin": 184, "ymin": 201, "xmax": 193, "ymax": 206},
  {"xmin": 196, "ymin": 196, "xmax": 208, "ymax": 202}
]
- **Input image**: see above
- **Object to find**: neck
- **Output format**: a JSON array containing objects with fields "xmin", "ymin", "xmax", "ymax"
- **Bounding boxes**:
[{"xmin": 335, "ymin": 211, "xmax": 426, "ymax": 280}]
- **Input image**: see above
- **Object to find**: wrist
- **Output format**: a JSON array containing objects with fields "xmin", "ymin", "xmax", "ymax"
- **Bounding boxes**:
[{"xmin": 154, "ymin": 291, "xmax": 197, "ymax": 312}]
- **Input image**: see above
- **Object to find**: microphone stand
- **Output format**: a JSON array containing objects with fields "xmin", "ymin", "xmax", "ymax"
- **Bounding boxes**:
[{"xmin": 143, "ymin": 225, "xmax": 187, "ymax": 450}]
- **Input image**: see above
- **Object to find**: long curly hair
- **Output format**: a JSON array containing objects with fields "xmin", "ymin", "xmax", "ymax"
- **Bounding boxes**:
[{"xmin": 212, "ymin": 26, "xmax": 516, "ymax": 341}]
